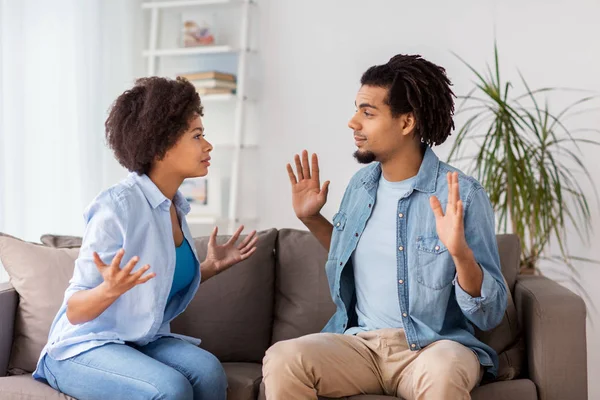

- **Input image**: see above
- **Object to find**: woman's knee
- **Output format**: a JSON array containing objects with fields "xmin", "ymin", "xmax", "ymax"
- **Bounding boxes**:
[
  {"xmin": 151, "ymin": 369, "xmax": 194, "ymax": 400},
  {"xmin": 189, "ymin": 351, "xmax": 228, "ymax": 398}
]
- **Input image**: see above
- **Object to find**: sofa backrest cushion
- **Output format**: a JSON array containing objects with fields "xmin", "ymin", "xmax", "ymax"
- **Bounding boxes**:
[
  {"xmin": 0, "ymin": 235, "xmax": 79, "ymax": 373},
  {"xmin": 171, "ymin": 229, "xmax": 278, "ymax": 363}
]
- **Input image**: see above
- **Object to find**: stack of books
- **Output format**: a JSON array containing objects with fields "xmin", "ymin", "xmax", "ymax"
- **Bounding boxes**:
[{"xmin": 178, "ymin": 71, "xmax": 236, "ymax": 96}]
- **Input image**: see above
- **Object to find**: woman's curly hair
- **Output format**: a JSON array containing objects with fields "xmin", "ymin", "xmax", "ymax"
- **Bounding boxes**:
[
  {"xmin": 361, "ymin": 54, "xmax": 455, "ymax": 146},
  {"xmin": 105, "ymin": 76, "xmax": 203, "ymax": 175}
]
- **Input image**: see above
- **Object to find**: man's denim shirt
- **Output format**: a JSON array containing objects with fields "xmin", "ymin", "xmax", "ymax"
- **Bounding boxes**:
[{"xmin": 322, "ymin": 146, "xmax": 508, "ymax": 377}]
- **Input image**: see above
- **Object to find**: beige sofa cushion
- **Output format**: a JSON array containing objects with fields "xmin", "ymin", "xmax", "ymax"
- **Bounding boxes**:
[
  {"xmin": 39, "ymin": 235, "xmax": 82, "ymax": 249},
  {"xmin": 0, "ymin": 374, "xmax": 76, "ymax": 400},
  {"xmin": 0, "ymin": 236, "xmax": 78, "ymax": 374}
]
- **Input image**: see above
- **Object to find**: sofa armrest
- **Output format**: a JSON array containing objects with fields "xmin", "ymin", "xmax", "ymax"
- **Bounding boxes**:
[
  {"xmin": 515, "ymin": 275, "xmax": 587, "ymax": 400},
  {"xmin": 0, "ymin": 282, "xmax": 17, "ymax": 377}
]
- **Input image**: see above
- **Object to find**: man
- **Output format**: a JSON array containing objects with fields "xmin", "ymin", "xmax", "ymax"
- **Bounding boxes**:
[{"xmin": 262, "ymin": 54, "xmax": 508, "ymax": 400}]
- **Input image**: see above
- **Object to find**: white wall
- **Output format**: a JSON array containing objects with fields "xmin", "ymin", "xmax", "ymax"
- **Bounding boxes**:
[
  {"xmin": 255, "ymin": 0, "xmax": 600, "ymax": 398},
  {"xmin": 1, "ymin": 0, "xmax": 598, "ymax": 394}
]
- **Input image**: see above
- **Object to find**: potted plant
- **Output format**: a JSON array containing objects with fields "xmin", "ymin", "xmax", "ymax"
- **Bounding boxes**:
[{"xmin": 448, "ymin": 43, "xmax": 600, "ymax": 294}]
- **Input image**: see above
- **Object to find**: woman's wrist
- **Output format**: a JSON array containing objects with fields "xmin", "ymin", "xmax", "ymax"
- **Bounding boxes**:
[{"xmin": 200, "ymin": 259, "xmax": 218, "ymax": 282}]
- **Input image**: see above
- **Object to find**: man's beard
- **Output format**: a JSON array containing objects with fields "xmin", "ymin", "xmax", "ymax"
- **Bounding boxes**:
[{"xmin": 353, "ymin": 149, "xmax": 376, "ymax": 164}]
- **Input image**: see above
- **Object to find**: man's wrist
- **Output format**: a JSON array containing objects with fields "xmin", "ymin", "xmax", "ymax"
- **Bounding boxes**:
[
  {"xmin": 451, "ymin": 246, "xmax": 474, "ymax": 265},
  {"xmin": 299, "ymin": 213, "xmax": 324, "ymax": 225}
]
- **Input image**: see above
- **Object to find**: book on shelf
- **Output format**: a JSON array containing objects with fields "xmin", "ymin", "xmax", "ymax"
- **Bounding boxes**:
[{"xmin": 179, "ymin": 71, "xmax": 236, "ymax": 82}]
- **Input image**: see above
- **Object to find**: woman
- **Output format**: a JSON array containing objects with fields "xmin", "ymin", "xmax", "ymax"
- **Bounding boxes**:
[{"xmin": 32, "ymin": 76, "xmax": 258, "ymax": 400}]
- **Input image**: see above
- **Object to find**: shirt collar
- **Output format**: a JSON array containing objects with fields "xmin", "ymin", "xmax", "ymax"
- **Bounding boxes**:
[
  {"xmin": 131, "ymin": 173, "xmax": 191, "ymax": 214},
  {"xmin": 413, "ymin": 145, "xmax": 440, "ymax": 193}
]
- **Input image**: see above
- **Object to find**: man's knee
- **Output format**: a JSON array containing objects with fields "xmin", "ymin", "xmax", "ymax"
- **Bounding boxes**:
[
  {"xmin": 263, "ymin": 336, "xmax": 323, "ymax": 377},
  {"xmin": 413, "ymin": 341, "xmax": 479, "ymax": 393},
  {"xmin": 264, "ymin": 339, "xmax": 303, "ymax": 371}
]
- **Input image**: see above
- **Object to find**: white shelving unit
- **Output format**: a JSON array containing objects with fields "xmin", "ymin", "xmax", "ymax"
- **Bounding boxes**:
[
  {"xmin": 142, "ymin": 0, "xmax": 256, "ymax": 234},
  {"xmin": 142, "ymin": 45, "xmax": 236, "ymax": 58},
  {"xmin": 142, "ymin": 0, "xmax": 242, "ymax": 9}
]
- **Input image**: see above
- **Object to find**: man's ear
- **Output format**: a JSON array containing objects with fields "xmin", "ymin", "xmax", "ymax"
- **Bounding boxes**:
[{"xmin": 400, "ymin": 112, "xmax": 416, "ymax": 136}]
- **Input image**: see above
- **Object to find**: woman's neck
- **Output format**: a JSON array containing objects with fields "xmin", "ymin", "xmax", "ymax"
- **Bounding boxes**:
[{"xmin": 147, "ymin": 167, "xmax": 183, "ymax": 202}]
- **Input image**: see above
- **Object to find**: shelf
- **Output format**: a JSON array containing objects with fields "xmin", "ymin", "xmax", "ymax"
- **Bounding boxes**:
[
  {"xmin": 201, "ymin": 93, "xmax": 237, "ymax": 102},
  {"xmin": 143, "ymin": 46, "xmax": 236, "ymax": 57},
  {"xmin": 142, "ymin": 0, "xmax": 243, "ymax": 9}
]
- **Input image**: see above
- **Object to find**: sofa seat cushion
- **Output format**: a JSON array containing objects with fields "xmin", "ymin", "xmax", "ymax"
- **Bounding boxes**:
[
  {"xmin": 258, "ymin": 379, "xmax": 537, "ymax": 400},
  {"xmin": 0, "ymin": 374, "xmax": 75, "ymax": 400},
  {"xmin": 0, "ymin": 363, "xmax": 263, "ymax": 400},
  {"xmin": 223, "ymin": 362, "xmax": 263, "ymax": 400},
  {"xmin": 471, "ymin": 379, "xmax": 537, "ymax": 399}
]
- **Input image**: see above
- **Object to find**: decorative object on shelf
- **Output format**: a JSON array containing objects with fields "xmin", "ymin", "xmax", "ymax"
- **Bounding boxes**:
[
  {"xmin": 182, "ymin": 19, "xmax": 215, "ymax": 47},
  {"xmin": 180, "ymin": 172, "xmax": 222, "ymax": 219}
]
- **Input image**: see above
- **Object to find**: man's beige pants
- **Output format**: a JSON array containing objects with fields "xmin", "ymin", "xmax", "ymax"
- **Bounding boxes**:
[{"xmin": 262, "ymin": 328, "xmax": 482, "ymax": 400}]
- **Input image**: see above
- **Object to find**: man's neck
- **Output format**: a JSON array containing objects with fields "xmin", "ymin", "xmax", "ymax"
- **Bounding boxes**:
[{"xmin": 380, "ymin": 143, "xmax": 424, "ymax": 182}]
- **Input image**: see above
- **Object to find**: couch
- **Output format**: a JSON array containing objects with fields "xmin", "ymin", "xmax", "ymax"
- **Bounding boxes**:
[{"xmin": 0, "ymin": 229, "xmax": 587, "ymax": 399}]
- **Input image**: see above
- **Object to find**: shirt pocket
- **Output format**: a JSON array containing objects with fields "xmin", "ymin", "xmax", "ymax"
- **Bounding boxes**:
[{"xmin": 416, "ymin": 234, "xmax": 455, "ymax": 290}]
